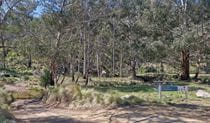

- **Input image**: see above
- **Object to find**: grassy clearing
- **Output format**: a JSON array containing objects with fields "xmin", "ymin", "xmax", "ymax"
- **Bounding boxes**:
[
  {"xmin": 44, "ymin": 77, "xmax": 210, "ymax": 107},
  {"xmin": 1, "ymin": 67, "xmax": 210, "ymax": 108},
  {"xmin": 82, "ymin": 82, "xmax": 210, "ymax": 106}
]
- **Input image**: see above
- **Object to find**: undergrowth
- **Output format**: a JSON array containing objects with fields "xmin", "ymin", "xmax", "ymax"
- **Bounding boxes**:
[{"xmin": 43, "ymin": 80, "xmax": 210, "ymax": 108}]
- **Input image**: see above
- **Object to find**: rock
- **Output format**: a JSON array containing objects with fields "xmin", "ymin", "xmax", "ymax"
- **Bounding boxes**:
[
  {"xmin": 121, "ymin": 95, "xmax": 132, "ymax": 100},
  {"xmin": 196, "ymin": 90, "xmax": 210, "ymax": 98}
]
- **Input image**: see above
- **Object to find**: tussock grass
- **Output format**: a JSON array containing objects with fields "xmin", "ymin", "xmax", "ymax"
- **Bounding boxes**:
[
  {"xmin": 43, "ymin": 84, "xmax": 82, "ymax": 105},
  {"xmin": 12, "ymin": 88, "xmax": 44, "ymax": 100}
]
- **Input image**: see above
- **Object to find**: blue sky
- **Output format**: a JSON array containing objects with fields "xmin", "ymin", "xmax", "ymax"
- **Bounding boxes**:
[{"xmin": 33, "ymin": 5, "xmax": 43, "ymax": 17}]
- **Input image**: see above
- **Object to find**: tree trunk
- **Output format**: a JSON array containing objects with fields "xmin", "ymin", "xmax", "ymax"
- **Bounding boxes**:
[
  {"xmin": 83, "ymin": 33, "xmax": 86, "ymax": 78},
  {"xmin": 111, "ymin": 17, "xmax": 115, "ymax": 77},
  {"xmin": 77, "ymin": 60, "xmax": 80, "ymax": 73},
  {"xmin": 131, "ymin": 59, "xmax": 136, "ymax": 79},
  {"xmin": 180, "ymin": 49, "xmax": 190, "ymax": 81},
  {"xmin": 120, "ymin": 50, "xmax": 123, "ymax": 78},
  {"xmin": 96, "ymin": 52, "xmax": 100, "ymax": 78},
  {"xmin": 179, "ymin": 0, "xmax": 189, "ymax": 81},
  {"xmin": 112, "ymin": 40, "xmax": 115, "ymax": 77},
  {"xmin": 50, "ymin": 60, "xmax": 57, "ymax": 86},
  {"xmin": 27, "ymin": 53, "xmax": 32, "ymax": 68},
  {"xmin": 2, "ymin": 45, "xmax": 6, "ymax": 68},
  {"xmin": 1, "ymin": 36, "xmax": 6, "ymax": 68},
  {"xmin": 85, "ymin": 74, "xmax": 89, "ymax": 86},
  {"xmin": 72, "ymin": 70, "xmax": 75, "ymax": 82},
  {"xmin": 71, "ymin": 64, "xmax": 75, "ymax": 82},
  {"xmin": 160, "ymin": 62, "xmax": 164, "ymax": 73},
  {"xmin": 49, "ymin": 71, "xmax": 55, "ymax": 86},
  {"xmin": 194, "ymin": 58, "xmax": 201, "ymax": 80},
  {"xmin": 84, "ymin": 1, "xmax": 91, "ymax": 84},
  {"xmin": 96, "ymin": 37, "xmax": 100, "ymax": 78}
]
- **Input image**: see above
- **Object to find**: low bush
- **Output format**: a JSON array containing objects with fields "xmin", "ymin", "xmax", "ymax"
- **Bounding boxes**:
[
  {"xmin": 40, "ymin": 69, "xmax": 53, "ymax": 87},
  {"xmin": 0, "ymin": 88, "xmax": 14, "ymax": 110},
  {"xmin": 120, "ymin": 95, "xmax": 145, "ymax": 105},
  {"xmin": 44, "ymin": 84, "xmax": 82, "ymax": 104},
  {"xmin": 139, "ymin": 66, "xmax": 158, "ymax": 74},
  {"xmin": 202, "ymin": 77, "xmax": 210, "ymax": 84},
  {"xmin": 12, "ymin": 88, "xmax": 44, "ymax": 100},
  {"xmin": 0, "ymin": 68, "xmax": 19, "ymax": 77},
  {"xmin": 0, "ymin": 109, "xmax": 16, "ymax": 123},
  {"xmin": 22, "ymin": 76, "xmax": 30, "ymax": 81}
]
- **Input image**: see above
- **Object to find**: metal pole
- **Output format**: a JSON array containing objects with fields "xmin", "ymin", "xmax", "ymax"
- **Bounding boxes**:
[{"xmin": 158, "ymin": 84, "xmax": 162, "ymax": 100}]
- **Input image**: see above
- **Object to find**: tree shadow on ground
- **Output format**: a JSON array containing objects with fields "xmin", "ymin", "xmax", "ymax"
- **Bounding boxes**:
[
  {"xmin": 18, "ymin": 116, "xmax": 94, "ymax": 123},
  {"xmin": 110, "ymin": 104, "xmax": 210, "ymax": 123}
]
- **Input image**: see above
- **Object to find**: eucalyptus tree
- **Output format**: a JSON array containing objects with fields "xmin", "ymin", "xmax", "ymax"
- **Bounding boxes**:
[
  {"xmin": 35, "ymin": 0, "xmax": 82, "ymax": 86},
  {"xmin": 0, "ymin": 0, "xmax": 36, "ymax": 68},
  {"xmin": 170, "ymin": 0, "xmax": 210, "ymax": 80},
  {"xmin": 14, "ymin": 0, "xmax": 210, "ymax": 85}
]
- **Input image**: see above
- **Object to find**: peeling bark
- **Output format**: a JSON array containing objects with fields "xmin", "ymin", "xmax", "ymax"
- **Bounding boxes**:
[{"xmin": 180, "ymin": 49, "xmax": 190, "ymax": 80}]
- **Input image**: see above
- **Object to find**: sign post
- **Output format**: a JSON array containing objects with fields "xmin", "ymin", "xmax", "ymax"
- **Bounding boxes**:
[{"xmin": 158, "ymin": 84, "xmax": 188, "ymax": 100}]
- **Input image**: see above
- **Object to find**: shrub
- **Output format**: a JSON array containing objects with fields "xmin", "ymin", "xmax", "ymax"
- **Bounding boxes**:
[
  {"xmin": 0, "ymin": 109, "xmax": 16, "ymax": 122},
  {"xmin": 0, "ymin": 88, "xmax": 14, "ymax": 110},
  {"xmin": 40, "ymin": 69, "xmax": 53, "ymax": 87},
  {"xmin": 44, "ymin": 84, "xmax": 82, "ymax": 104},
  {"xmin": 145, "ymin": 66, "xmax": 158, "ymax": 73},
  {"xmin": 139, "ymin": 67, "xmax": 146, "ymax": 74},
  {"xmin": 12, "ymin": 88, "xmax": 44, "ymax": 100},
  {"xmin": 139, "ymin": 66, "xmax": 158, "ymax": 74},
  {"xmin": 0, "ymin": 115, "xmax": 7, "ymax": 123},
  {"xmin": 0, "ymin": 68, "xmax": 19, "ymax": 77},
  {"xmin": 202, "ymin": 77, "xmax": 210, "ymax": 84},
  {"xmin": 94, "ymin": 93, "xmax": 104, "ymax": 104},
  {"xmin": 119, "ymin": 95, "xmax": 144, "ymax": 105},
  {"xmin": 23, "ymin": 76, "xmax": 30, "ymax": 81}
]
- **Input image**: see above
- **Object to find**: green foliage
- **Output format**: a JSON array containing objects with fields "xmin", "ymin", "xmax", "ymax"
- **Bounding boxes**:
[
  {"xmin": 0, "ymin": 115, "xmax": 7, "ymax": 123},
  {"xmin": 0, "ymin": 68, "xmax": 19, "ymax": 77},
  {"xmin": 0, "ymin": 109, "xmax": 16, "ymax": 123},
  {"xmin": 5, "ymin": 51, "xmax": 25, "ymax": 68},
  {"xmin": 139, "ymin": 65, "xmax": 158, "ymax": 74},
  {"xmin": 40, "ymin": 69, "xmax": 52, "ymax": 87},
  {"xmin": 108, "ymin": 95, "xmax": 122, "ymax": 104},
  {"xmin": 0, "ymin": 88, "xmax": 14, "ymax": 110},
  {"xmin": 0, "ymin": 77, "xmax": 18, "ymax": 85},
  {"xmin": 23, "ymin": 76, "xmax": 30, "ymax": 81},
  {"xmin": 145, "ymin": 66, "xmax": 158, "ymax": 73},
  {"xmin": 119, "ymin": 95, "xmax": 145, "ymax": 105},
  {"xmin": 202, "ymin": 77, "xmax": 210, "ymax": 85}
]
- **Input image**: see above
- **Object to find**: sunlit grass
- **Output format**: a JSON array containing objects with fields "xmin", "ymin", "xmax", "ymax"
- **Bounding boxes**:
[{"xmin": 77, "ymin": 78, "xmax": 210, "ymax": 106}]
